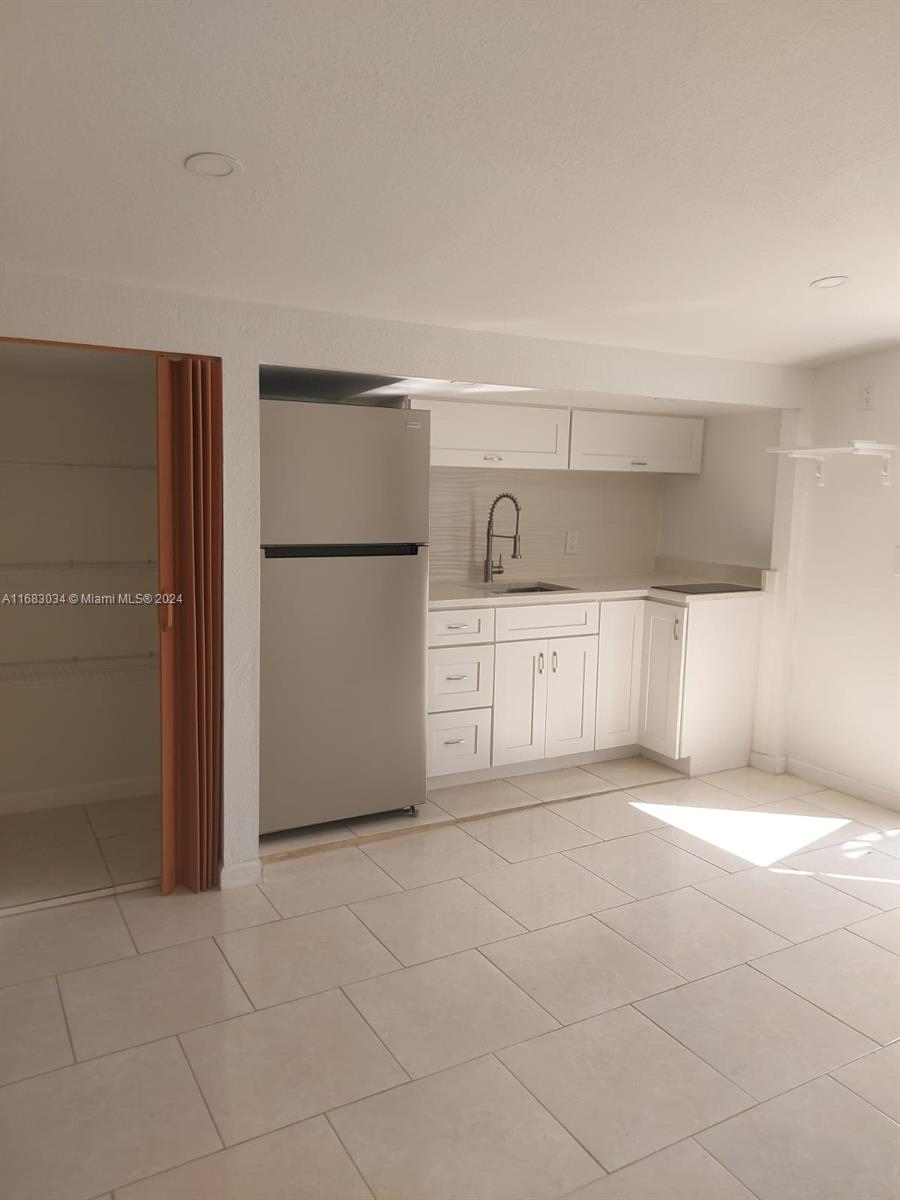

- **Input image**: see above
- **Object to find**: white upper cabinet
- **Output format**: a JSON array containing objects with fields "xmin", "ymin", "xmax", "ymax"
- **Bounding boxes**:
[
  {"xmin": 570, "ymin": 411, "xmax": 703, "ymax": 474},
  {"xmin": 414, "ymin": 399, "xmax": 570, "ymax": 470}
]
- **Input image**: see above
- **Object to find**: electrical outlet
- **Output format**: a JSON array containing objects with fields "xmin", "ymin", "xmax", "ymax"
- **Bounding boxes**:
[
  {"xmin": 564, "ymin": 530, "xmax": 579, "ymax": 554},
  {"xmin": 860, "ymin": 385, "xmax": 875, "ymax": 411}
]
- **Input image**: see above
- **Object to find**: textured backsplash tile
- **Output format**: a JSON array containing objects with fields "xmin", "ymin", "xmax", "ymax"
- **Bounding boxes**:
[{"xmin": 429, "ymin": 467, "xmax": 662, "ymax": 583}]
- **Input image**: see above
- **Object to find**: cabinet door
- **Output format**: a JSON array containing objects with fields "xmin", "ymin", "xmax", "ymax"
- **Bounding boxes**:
[
  {"xmin": 545, "ymin": 635, "xmax": 599, "ymax": 759},
  {"xmin": 638, "ymin": 602, "xmax": 688, "ymax": 758},
  {"xmin": 570, "ymin": 411, "xmax": 703, "ymax": 473},
  {"xmin": 596, "ymin": 600, "xmax": 644, "ymax": 748},
  {"xmin": 416, "ymin": 399, "xmax": 570, "ymax": 470},
  {"xmin": 492, "ymin": 639, "xmax": 549, "ymax": 766}
]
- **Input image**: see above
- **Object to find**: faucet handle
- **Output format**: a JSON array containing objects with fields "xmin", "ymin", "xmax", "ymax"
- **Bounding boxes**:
[{"xmin": 495, "ymin": 554, "xmax": 505, "ymax": 576}]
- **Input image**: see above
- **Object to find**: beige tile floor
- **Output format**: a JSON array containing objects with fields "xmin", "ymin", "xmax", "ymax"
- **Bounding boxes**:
[
  {"xmin": 0, "ymin": 794, "xmax": 160, "ymax": 910},
  {"xmin": 0, "ymin": 762, "xmax": 897, "ymax": 1198}
]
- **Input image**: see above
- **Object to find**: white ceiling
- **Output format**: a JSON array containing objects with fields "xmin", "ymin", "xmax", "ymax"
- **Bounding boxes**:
[{"xmin": 1, "ymin": 0, "xmax": 897, "ymax": 367}]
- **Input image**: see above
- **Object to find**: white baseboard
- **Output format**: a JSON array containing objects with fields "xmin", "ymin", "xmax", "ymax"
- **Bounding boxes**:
[
  {"xmin": 427, "ymin": 746, "xmax": 639, "ymax": 791},
  {"xmin": 786, "ymin": 757, "xmax": 900, "ymax": 814},
  {"xmin": 750, "ymin": 751, "xmax": 788, "ymax": 775},
  {"xmin": 0, "ymin": 774, "xmax": 160, "ymax": 816},
  {"xmin": 219, "ymin": 858, "xmax": 262, "ymax": 889}
]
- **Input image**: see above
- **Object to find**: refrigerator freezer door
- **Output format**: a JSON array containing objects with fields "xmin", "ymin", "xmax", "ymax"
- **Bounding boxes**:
[
  {"xmin": 259, "ymin": 548, "xmax": 428, "ymax": 832},
  {"xmin": 260, "ymin": 400, "xmax": 430, "ymax": 546}
]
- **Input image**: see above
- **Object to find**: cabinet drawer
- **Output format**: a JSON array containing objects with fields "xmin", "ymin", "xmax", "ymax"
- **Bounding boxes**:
[
  {"xmin": 427, "ymin": 708, "xmax": 492, "ymax": 776},
  {"xmin": 495, "ymin": 601, "xmax": 599, "ymax": 642},
  {"xmin": 428, "ymin": 608, "xmax": 495, "ymax": 646},
  {"xmin": 428, "ymin": 645, "xmax": 495, "ymax": 713}
]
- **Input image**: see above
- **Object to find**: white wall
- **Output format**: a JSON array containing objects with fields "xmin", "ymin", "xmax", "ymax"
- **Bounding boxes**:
[
  {"xmin": 0, "ymin": 345, "xmax": 160, "ymax": 812},
  {"xmin": 657, "ymin": 409, "xmax": 783, "ymax": 568},
  {"xmin": 0, "ymin": 269, "xmax": 813, "ymax": 883},
  {"xmin": 783, "ymin": 348, "xmax": 900, "ymax": 803}
]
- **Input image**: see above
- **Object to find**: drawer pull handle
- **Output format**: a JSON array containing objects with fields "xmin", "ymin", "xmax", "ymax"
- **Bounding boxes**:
[
  {"xmin": 446, "ymin": 623, "xmax": 470, "ymax": 630},
  {"xmin": 630, "ymin": 460, "xmax": 648, "ymax": 467},
  {"xmin": 674, "ymin": 617, "xmax": 680, "ymax": 641},
  {"xmin": 538, "ymin": 652, "xmax": 545, "ymax": 675},
  {"xmin": 443, "ymin": 738, "xmax": 465, "ymax": 745},
  {"xmin": 483, "ymin": 455, "xmax": 504, "ymax": 461},
  {"xmin": 551, "ymin": 650, "xmax": 558, "ymax": 673},
  {"xmin": 445, "ymin": 674, "xmax": 468, "ymax": 681}
]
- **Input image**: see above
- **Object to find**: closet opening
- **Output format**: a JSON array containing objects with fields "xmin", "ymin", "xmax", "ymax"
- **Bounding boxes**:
[{"xmin": 0, "ymin": 339, "xmax": 223, "ymax": 910}]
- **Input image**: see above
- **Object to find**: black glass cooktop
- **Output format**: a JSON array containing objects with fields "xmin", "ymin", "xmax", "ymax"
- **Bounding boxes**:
[{"xmin": 656, "ymin": 583, "xmax": 760, "ymax": 595}]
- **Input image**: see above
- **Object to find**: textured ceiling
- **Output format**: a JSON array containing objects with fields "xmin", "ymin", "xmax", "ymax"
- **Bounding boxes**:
[{"xmin": 1, "ymin": 0, "xmax": 897, "ymax": 366}]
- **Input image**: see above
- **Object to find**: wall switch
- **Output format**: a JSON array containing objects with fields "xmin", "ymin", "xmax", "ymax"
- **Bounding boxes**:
[
  {"xmin": 860, "ymin": 385, "xmax": 875, "ymax": 411},
  {"xmin": 564, "ymin": 530, "xmax": 579, "ymax": 554}
]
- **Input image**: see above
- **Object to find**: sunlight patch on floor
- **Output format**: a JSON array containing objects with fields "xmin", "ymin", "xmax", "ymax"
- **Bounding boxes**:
[{"xmin": 631, "ymin": 802, "xmax": 849, "ymax": 867}]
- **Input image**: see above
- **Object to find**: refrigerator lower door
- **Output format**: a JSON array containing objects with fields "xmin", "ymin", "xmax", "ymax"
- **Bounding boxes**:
[{"xmin": 259, "ymin": 547, "xmax": 427, "ymax": 833}]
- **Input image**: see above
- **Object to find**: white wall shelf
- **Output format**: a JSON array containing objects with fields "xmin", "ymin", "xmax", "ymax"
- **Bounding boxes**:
[{"xmin": 768, "ymin": 441, "xmax": 899, "ymax": 486}]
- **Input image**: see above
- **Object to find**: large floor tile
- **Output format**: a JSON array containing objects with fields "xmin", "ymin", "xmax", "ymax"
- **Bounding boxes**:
[
  {"xmin": 116, "ymin": 885, "xmax": 279, "ymax": 953},
  {"xmin": 99, "ymin": 829, "xmax": 159, "ymax": 884},
  {"xmin": 549, "ymin": 791, "xmax": 668, "ymax": 840},
  {"xmin": 0, "ymin": 803, "xmax": 94, "ymax": 854},
  {"xmin": 216, "ymin": 906, "xmax": 398, "ymax": 1008},
  {"xmin": 627, "ymin": 777, "xmax": 753, "ymax": 809},
  {"xmin": 360, "ymin": 825, "xmax": 504, "ymax": 887},
  {"xmin": 499, "ymin": 1006, "xmax": 751, "ymax": 1171},
  {"xmin": 330, "ymin": 1054, "xmax": 603, "ymax": 1200},
  {"xmin": 482, "ymin": 916, "xmax": 681, "ymax": 1023},
  {"xmin": 509, "ymin": 766, "xmax": 608, "ymax": 802},
  {"xmin": 698, "ymin": 1075, "xmax": 900, "ymax": 1200},
  {"xmin": 0, "ymin": 976, "xmax": 73, "ymax": 1086},
  {"xmin": 849, "ymin": 907, "xmax": 900, "ymax": 954},
  {"xmin": 426, "ymin": 778, "xmax": 535, "ymax": 819},
  {"xmin": 114, "ymin": 1116, "xmax": 372, "ymax": 1200},
  {"xmin": 599, "ymin": 888, "xmax": 787, "ymax": 979},
  {"xmin": 755, "ymin": 797, "xmax": 881, "ymax": 853},
  {"xmin": 59, "ymin": 938, "xmax": 252, "ymax": 1059},
  {"xmin": 464, "ymin": 853, "xmax": 629, "ymax": 930},
  {"xmin": 260, "ymin": 844, "xmax": 400, "ymax": 917},
  {"xmin": 0, "ymin": 837, "xmax": 112, "ymax": 907},
  {"xmin": 347, "ymin": 800, "xmax": 451, "ymax": 836},
  {"xmin": 464, "ymin": 805, "xmax": 597, "ymax": 862},
  {"xmin": 0, "ymin": 897, "xmax": 135, "ymax": 987},
  {"xmin": 582, "ymin": 757, "xmax": 681, "ymax": 788},
  {"xmin": 86, "ymin": 794, "xmax": 159, "ymax": 838},
  {"xmin": 260, "ymin": 821, "xmax": 354, "ymax": 855},
  {"xmin": 638, "ymin": 964, "xmax": 875, "ymax": 1101},
  {"xmin": 351, "ymin": 878, "xmax": 523, "ymax": 965},
  {"xmin": 804, "ymin": 789, "xmax": 900, "ymax": 832},
  {"xmin": 703, "ymin": 767, "xmax": 825, "ymax": 803},
  {"xmin": 753, "ymin": 929, "xmax": 900, "ymax": 1043},
  {"xmin": 566, "ymin": 832, "xmax": 724, "ymax": 898},
  {"xmin": 564, "ymin": 1138, "xmax": 754, "ymax": 1199},
  {"xmin": 782, "ymin": 843, "xmax": 900, "ymax": 909},
  {"xmin": 650, "ymin": 825, "xmax": 755, "ymax": 871},
  {"xmin": 697, "ymin": 865, "xmax": 880, "ymax": 941},
  {"xmin": 345, "ymin": 949, "xmax": 556, "ymax": 1077},
  {"xmin": 181, "ymin": 989, "xmax": 406, "ymax": 1145},
  {"xmin": 832, "ymin": 1042, "xmax": 900, "ymax": 1123},
  {"xmin": 0, "ymin": 1038, "xmax": 220, "ymax": 1200}
]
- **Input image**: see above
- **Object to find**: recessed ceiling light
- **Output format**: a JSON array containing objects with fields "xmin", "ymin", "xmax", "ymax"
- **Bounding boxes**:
[
  {"xmin": 183, "ymin": 152, "xmax": 243, "ymax": 178},
  {"xmin": 809, "ymin": 275, "xmax": 849, "ymax": 289}
]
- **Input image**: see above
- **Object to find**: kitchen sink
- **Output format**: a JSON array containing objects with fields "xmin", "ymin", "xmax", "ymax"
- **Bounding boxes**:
[{"xmin": 479, "ymin": 581, "xmax": 576, "ymax": 595}]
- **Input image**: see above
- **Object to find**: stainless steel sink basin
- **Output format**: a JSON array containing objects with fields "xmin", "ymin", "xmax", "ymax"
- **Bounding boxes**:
[{"xmin": 479, "ymin": 581, "xmax": 576, "ymax": 595}]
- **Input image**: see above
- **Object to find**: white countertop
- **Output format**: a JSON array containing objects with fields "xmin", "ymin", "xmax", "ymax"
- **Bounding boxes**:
[{"xmin": 428, "ymin": 574, "xmax": 688, "ymax": 610}]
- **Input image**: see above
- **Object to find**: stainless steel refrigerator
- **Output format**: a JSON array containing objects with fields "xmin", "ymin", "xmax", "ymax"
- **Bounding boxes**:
[{"xmin": 259, "ymin": 399, "xmax": 430, "ymax": 834}]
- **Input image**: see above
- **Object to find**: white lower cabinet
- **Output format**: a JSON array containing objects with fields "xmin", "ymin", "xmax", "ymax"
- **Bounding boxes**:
[
  {"xmin": 493, "ymin": 635, "xmax": 598, "ymax": 767},
  {"xmin": 596, "ymin": 600, "xmax": 644, "ymax": 749},
  {"xmin": 637, "ymin": 601, "xmax": 687, "ymax": 759},
  {"xmin": 427, "ymin": 708, "xmax": 492, "ymax": 776}
]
